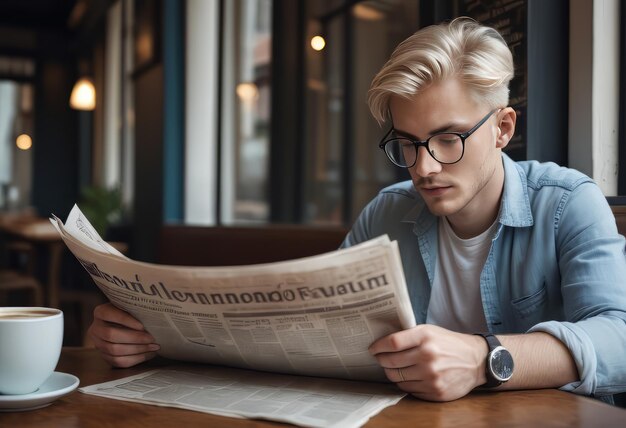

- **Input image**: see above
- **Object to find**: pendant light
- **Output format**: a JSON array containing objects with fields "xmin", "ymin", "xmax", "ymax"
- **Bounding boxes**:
[{"xmin": 69, "ymin": 76, "xmax": 96, "ymax": 111}]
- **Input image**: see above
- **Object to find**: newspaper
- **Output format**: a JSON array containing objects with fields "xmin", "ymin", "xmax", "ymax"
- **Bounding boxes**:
[
  {"xmin": 52, "ymin": 205, "xmax": 416, "ymax": 426},
  {"xmin": 79, "ymin": 366, "xmax": 405, "ymax": 428}
]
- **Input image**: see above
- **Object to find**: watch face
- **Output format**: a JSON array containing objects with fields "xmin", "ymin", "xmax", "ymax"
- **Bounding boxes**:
[{"xmin": 489, "ymin": 347, "xmax": 514, "ymax": 382}]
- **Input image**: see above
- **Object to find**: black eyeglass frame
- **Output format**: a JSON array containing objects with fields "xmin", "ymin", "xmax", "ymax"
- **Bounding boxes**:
[{"xmin": 378, "ymin": 109, "xmax": 499, "ymax": 168}]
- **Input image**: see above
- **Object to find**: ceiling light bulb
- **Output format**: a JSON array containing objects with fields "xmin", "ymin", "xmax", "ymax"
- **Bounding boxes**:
[
  {"xmin": 16, "ymin": 133, "xmax": 33, "ymax": 150},
  {"xmin": 311, "ymin": 36, "xmax": 326, "ymax": 51},
  {"xmin": 236, "ymin": 82, "xmax": 259, "ymax": 102},
  {"xmin": 70, "ymin": 77, "xmax": 96, "ymax": 110}
]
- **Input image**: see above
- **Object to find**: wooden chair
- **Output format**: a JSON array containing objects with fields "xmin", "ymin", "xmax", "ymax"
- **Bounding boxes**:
[
  {"xmin": 0, "ymin": 272, "xmax": 44, "ymax": 306},
  {"xmin": 158, "ymin": 224, "xmax": 348, "ymax": 266},
  {"xmin": 0, "ymin": 241, "xmax": 44, "ymax": 306}
]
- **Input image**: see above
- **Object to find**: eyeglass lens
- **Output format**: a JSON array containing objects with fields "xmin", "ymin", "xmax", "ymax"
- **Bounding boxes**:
[{"xmin": 384, "ymin": 133, "xmax": 464, "ymax": 166}]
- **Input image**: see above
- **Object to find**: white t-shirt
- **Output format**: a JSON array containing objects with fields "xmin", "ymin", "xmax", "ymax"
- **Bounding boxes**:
[{"xmin": 426, "ymin": 217, "xmax": 499, "ymax": 333}]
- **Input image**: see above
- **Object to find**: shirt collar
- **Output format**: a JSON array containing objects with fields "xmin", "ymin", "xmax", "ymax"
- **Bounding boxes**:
[{"xmin": 499, "ymin": 153, "xmax": 533, "ymax": 227}]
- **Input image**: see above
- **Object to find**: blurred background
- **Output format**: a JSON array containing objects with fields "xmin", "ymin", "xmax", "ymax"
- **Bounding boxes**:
[{"xmin": 0, "ymin": 0, "xmax": 624, "ymax": 344}]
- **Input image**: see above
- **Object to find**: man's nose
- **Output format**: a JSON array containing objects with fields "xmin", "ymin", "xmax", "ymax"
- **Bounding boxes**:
[{"xmin": 412, "ymin": 146, "xmax": 442, "ymax": 177}]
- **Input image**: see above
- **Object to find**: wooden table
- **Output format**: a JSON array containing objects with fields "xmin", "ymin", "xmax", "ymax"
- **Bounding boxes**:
[{"xmin": 1, "ymin": 348, "xmax": 624, "ymax": 427}]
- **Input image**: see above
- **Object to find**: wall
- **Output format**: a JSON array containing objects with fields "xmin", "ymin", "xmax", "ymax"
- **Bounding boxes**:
[
  {"xmin": 569, "ymin": 0, "xmax": 620, "ymax": 195},
  {"xmin": 32, "ymin": 33, "xmax": 78, "ymax": 219},
  {"xmin": 132, "ymin": 63, "xmax": 164, "ymax": 262}
]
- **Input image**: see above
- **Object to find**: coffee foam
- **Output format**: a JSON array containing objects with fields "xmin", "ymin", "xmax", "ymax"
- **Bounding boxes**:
[{"xmin": 0, "ymin": 309, "xmax": 58, "ymax": 320}]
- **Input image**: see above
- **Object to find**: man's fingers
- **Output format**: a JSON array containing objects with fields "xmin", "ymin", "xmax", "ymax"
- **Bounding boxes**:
[
  {"xmin": 94, "ymin": 303, "xmax": 145, "ymax": 331},
  {"xmin": 381, "ymin": 369, "xmax": 436, "ymax": 398},
  {"xmin": 383, "ymin": 362, "xmax": 432, "ymax": 383},
  {"xmin": 90, "ymin": 332, "xmax": 159, "ymax": 368},
  {"xmin": 375, "ymin": 346, "xmax": 421, "ymax": 370},
  {"xmin": 384, "ymin": 366, "xmax": 414, "ymax": 383},
  {"xmin": 369, "ymin": 327, "xmax": 426, "ymax": 355},
  {"xmin": 384, "ymin": 368, "xmax": 449, "ymax": 401},
  {"xmin": 101, "ymin": 351, "xmax": 158, "ymax": 368},
  {"xmin": 90, "ymin": 335, "xmax": 160, "ymax": 356},
  {"xmin": 90, "ymin": 320, "xmax": 155, "ymax": 345},
  {"xmin": 88, "ymin": 303, "xmax": 159, "ymax": 368}
]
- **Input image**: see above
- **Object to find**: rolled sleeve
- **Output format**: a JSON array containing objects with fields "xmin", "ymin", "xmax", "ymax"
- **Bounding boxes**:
[{"xmin": 528, "ymin": 321, "xmax": 597, "ymax": 395}]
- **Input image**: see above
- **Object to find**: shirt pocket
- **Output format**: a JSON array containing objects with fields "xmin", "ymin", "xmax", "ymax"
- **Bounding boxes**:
[{"xmin": 511, "ymin": 285, "xmax": 548, "ymax": 320}]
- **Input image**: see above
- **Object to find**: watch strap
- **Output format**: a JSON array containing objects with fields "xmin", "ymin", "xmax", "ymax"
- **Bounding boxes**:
[{"xmin": 474, "ymin": 333, "xmax": 504, "ymax": 388}]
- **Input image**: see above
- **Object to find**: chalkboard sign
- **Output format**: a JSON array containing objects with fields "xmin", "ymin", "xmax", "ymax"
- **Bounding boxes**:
[{"xmin": 459, "ymin": 0, "xmax": 528, "ymax": 160}]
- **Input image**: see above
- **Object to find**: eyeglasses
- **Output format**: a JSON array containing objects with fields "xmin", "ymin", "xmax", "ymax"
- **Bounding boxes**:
[{"xmin": 378, "ymin": 109, "xmax": 498, "ymax": 168}]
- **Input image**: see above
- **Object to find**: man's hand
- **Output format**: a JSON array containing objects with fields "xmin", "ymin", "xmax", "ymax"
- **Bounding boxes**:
[
  {"xmin": 88, "ymin": 303, "xmax": 160, "ymax": 368},
  {"xmin": 369, "ymin": 324, "xmax": 487, "ymax": 401}
]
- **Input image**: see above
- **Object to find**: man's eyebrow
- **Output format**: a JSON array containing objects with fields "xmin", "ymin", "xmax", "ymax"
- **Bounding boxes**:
[{"xmin": 392, "ymin": 121, "xmax": 467, "ymax": 140}]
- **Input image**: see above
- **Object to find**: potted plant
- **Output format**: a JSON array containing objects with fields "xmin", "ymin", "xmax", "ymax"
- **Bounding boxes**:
[{"xmin": 78, "ymin": 186, "xmax": 125, "ymax": 237}]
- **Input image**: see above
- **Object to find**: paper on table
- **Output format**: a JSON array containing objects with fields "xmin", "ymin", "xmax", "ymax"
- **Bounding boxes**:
[{"xmin": 79, "ymin": 365, "xmax": 405, "ymax": 428}]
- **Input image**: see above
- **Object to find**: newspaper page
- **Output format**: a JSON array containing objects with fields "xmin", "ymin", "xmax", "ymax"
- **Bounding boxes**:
[
  {"xmin": 79, "ymin": 365, "xmax": 405, "ymax": 428},
  {"xmin": 52, "ymin": 205, "xmax": 416, "ymax": 383}
]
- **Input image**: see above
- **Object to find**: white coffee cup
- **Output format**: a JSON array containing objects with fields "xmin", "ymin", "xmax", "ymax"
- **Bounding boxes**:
[{"xmin": 0, "ymin": 307, "xmax": 64, "ymax": 395}]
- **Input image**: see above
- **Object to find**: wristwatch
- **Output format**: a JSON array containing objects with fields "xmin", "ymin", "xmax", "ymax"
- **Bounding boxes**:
[{"xmin": 475, "ymin": 333, "xmax": 514, "ymax": 388}]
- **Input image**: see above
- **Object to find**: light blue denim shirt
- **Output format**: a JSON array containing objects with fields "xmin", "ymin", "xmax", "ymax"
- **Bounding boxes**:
[{"xmin": 342, "ymin": 153, "xmax": 626, "ymax": 399}]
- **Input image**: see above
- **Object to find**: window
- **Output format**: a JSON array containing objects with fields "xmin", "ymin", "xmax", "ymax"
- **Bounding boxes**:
[
  {"xmin": 0, "ymin": 80, "xmax": 34, "ymax": 211},
  {"xmin": 302, "ymin": 1, "xmax": 419, "ymax": 225},
  {"xmin": 221, "ymin": 0, "xmax": 272, "ymax": 223},
  {"xmin": 185, "ymin": 0, "xmax": 272, "ymax": 225}
]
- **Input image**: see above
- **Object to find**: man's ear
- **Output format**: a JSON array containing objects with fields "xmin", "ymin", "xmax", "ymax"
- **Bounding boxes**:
[{"xmin": 496, "ymin": 107, "xmax": 516, "ymax": 149}]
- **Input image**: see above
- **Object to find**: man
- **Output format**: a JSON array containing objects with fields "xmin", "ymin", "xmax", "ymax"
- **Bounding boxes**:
[{"xmin": 88, "ymin": 18, "xmax": 626, "ymax": 404}]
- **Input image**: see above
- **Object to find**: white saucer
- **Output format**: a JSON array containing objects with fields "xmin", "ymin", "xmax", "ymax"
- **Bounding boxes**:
[{"xmin": 0, "ymin": 372, "xmax": 80, "ymax": 412}]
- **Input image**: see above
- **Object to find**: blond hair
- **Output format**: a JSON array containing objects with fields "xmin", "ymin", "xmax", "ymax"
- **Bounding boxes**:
[{"xmin": 368, "ymin": 17, "xmax": 514, "ymax": 124}]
